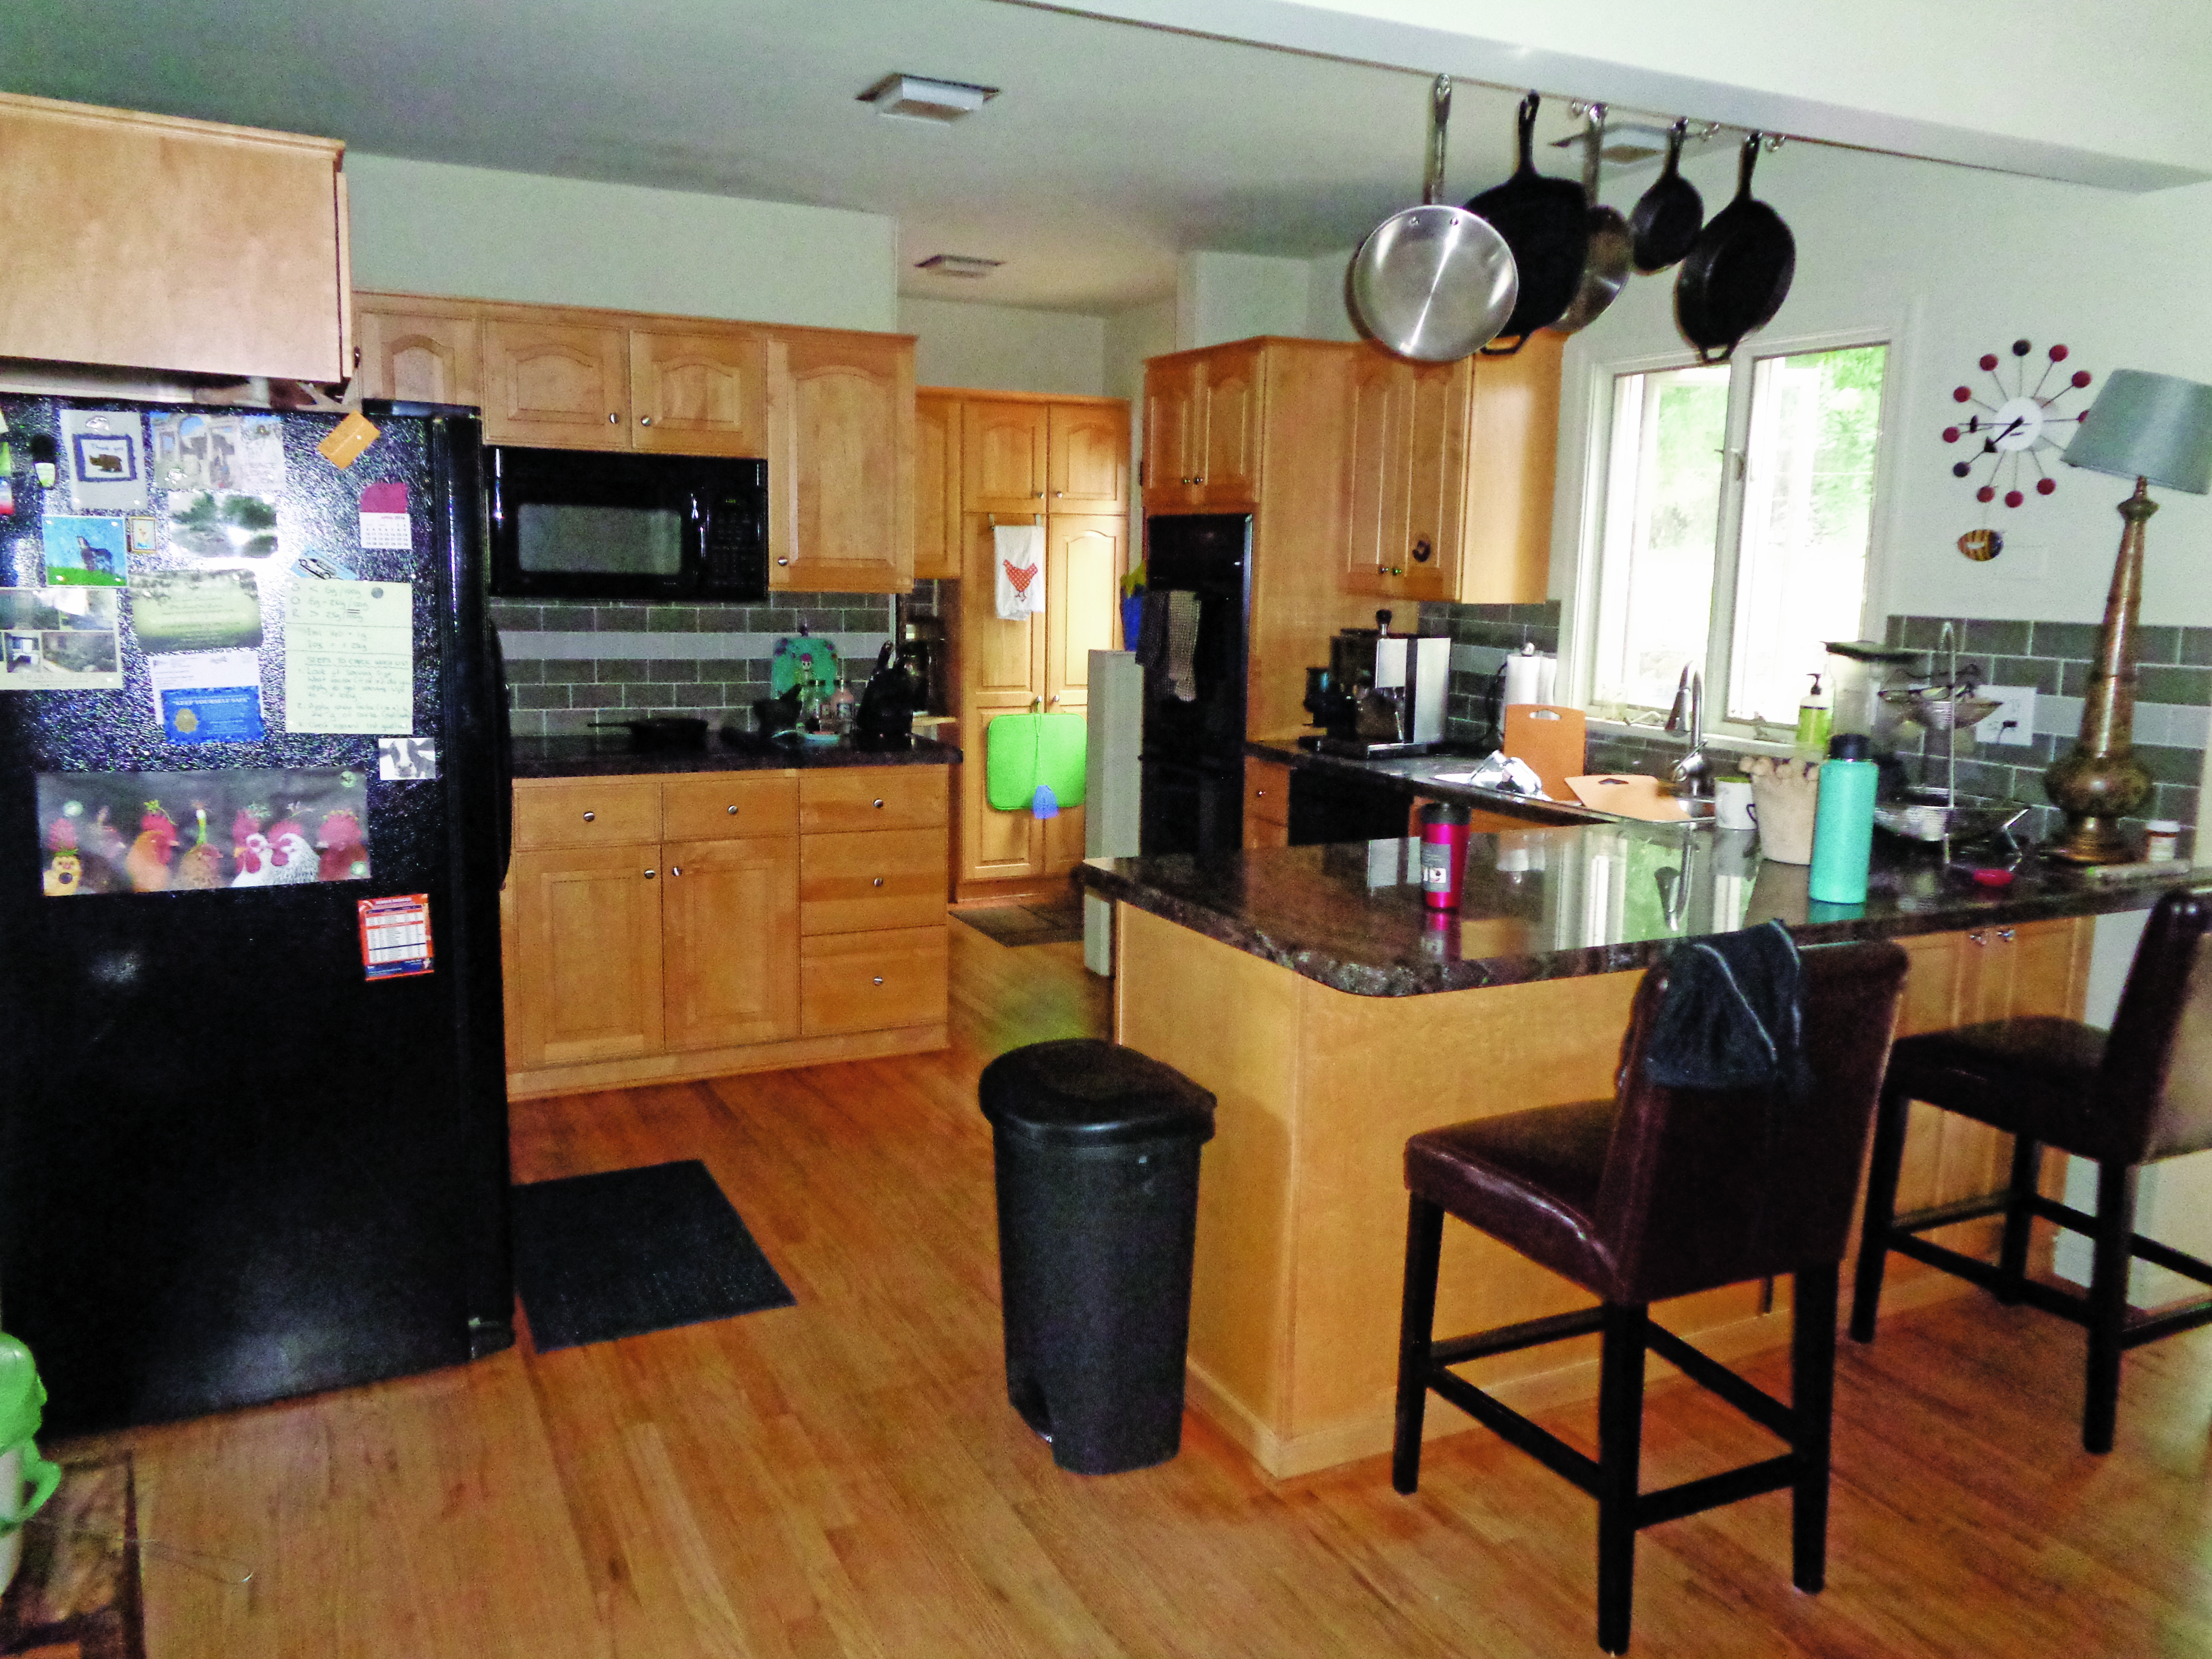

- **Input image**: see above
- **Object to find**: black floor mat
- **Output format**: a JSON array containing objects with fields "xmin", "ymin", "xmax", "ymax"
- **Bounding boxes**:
[
  {"xmin": 953, "ymin": 898, "xmax": 1085, "ymax": 946},
  {"xmin": 510, "ymin": 1160, "xmax": 794, "ymax": 1351}
]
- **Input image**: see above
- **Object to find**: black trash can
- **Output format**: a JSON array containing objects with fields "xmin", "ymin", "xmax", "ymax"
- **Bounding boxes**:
[{"xmin": 979, "ymin": 1038, "xmax": 1216, "ymax": 1475}]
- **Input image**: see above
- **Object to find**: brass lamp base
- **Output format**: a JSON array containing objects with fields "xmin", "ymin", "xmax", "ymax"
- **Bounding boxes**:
[
  {"xmin": 2044, "ymin": 479, "xmax": 2157, "ymax": 865},
  {"xmin": 2042, "ymin": 747, "xmax": 2153, "ymax": 863}
]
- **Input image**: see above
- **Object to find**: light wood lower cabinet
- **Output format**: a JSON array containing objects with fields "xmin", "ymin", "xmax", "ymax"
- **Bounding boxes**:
[
  {"xmin": 1244, "ymin": 758, "xmax": 1291, "ymax": 850},
  {"xmin": 502, "ymin": 766, "xmax": 948, "ymax": 1097}
]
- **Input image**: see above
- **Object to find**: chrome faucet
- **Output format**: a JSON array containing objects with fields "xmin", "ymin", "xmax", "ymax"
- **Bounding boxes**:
[{"xmin": 1665, "ymin": 664, "xmax": 1713, "ymax": 799}]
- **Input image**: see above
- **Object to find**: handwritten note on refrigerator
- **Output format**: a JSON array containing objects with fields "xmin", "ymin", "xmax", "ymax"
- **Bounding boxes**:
[{"xmin": 285, "ymin": 579, "xmax": 413, "ymax": 733}]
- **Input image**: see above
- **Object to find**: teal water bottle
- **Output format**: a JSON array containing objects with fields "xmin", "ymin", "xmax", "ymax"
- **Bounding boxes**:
[{"xmin": 1808, "ymin": 733, "xmax": 1879, "ymax": 904}]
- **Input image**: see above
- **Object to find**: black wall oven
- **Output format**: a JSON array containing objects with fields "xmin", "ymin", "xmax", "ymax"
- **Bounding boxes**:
[{"xmin": 486, "ymin": 445, "xmax": 768, "ymax": 601}]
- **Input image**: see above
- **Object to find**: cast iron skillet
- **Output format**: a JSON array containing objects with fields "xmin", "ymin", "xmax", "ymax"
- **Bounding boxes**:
[
  {"xmin": 1630, "ymin": 119, "xmax": 1703, "ymax": 273},
  {"xmin": 1674, "ymin": 134, "xmax": 1795, "ymax": 364},
  {"xmin": 1466, "ymin": 92, "xmax": 1587, "ymax": 356}
]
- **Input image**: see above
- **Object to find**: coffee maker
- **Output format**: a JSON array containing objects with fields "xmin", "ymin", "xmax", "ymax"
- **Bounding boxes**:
[{"xmin": 1303, "ymin": 611, "xmax": 1452, "ymax": 757}]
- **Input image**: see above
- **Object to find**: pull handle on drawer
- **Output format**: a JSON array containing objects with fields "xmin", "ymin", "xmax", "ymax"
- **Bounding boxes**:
[
  {"xmin": 726, "ymin": 804, "xmax": 739, "ymax": 815},
  {"xmin": 873, "ymin": 976, "xmax": 885, "ymax": 986},
  {"xmin": 873, "ymin": 799, "xmax": 885, "ymax": 809},
  {"xmin": 582, "ymin": 810, "xmax": 596, "ymax": 822},
  {"xmin": 872, "ymin": 876, "xmax": 884, "ymax": 887}
]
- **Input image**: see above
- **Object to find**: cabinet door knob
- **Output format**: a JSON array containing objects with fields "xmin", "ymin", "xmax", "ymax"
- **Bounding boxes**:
[
  {"xmin": 607, "ymin": 412, "xmax": 619, "ymax": 424},
  {"xmin": 1052, "ymin": 490, "xmax": 1063, "ymax": 497},
  {"xmin": 726, "ymin": 803, "xmax": 739, "ymax": 815},
  {"xmin": 643, "ymin": 868, "xmax": 656, "ymax": 879},
  {"xmin": 670, "ymin": 865, "xmax": 682, "ymax": 876},
  {"xmin": 582, "ymin": 811, "xmax": 596, "ymax": 821},
  {"xmin": 872, "ymin": 976, "xmax": 885, "ymax": 986},
  {"xmin": 1997, "ymin": 926, "xmax": 2016, "ymax": 942},
  {"xmin": 873, "ymin": 799, "xmax": 885, "ymax": 809},
  {"xmin": 639, "ymin": 415, "xmax": 653, "ymax": 426},
  {"xmin": 1969, "ymin": 930, "xmax": 1986, "ymax": 945},
  {"xmin": 872, "ymin": 876, "xmax": 884, "ymax": 887},
  {"xmin": 777, "ymin": 556, "xmax": 790, "ymax": 566}
]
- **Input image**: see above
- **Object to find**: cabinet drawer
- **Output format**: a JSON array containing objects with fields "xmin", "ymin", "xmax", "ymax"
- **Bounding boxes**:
[
  {"xmin": 661, "ymin": 772, "xmax": 798, "ymax": 842},
  {"xmin": 512, "ymin": 781, "xmax": 659, "ymax": 849},
  {"xmin": 1245, "ymin": 758, "xmax": 1292, "ymax": 826},
  {"xmin": 799, "ymin": 827, "xmax": 947, "ymax": 935},
  {"xmin": 799, "ymin": 926, "xmax": 948, "ymax": 1036},
  {"xmin": 798, "ymin": 768, "xmax": 948, "ymax": 834}
]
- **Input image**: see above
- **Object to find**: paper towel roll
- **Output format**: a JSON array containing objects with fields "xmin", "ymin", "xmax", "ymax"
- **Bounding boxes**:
[{"xmin": 1502, "ymin": 648, "xmax": 1556, "ymax": 707}]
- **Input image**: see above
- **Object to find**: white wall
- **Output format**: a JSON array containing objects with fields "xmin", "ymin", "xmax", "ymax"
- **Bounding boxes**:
[
  {"xmin": 899, "ymin": 297, "xmax": 1107, "ymax": 396},
  {"xmin": 345, "ymin": 155, "xmax": 897, "ymax": 331},
  {"xmin": 1550, "ymin": 141, "xmax": 2212, "ymax": 635},
  {"xmin": 1176, "ymin": 252, "xmax": 1311, "ymax": 349},
  {"xmin": 1104, "ymin": 299, "xmax": 1176, "ymax": 406}
]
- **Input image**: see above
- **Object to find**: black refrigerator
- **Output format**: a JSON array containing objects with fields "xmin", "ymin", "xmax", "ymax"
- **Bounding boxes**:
[
  {"xmin": 0, "ymin": 394, "xmax": 514, "ymax": 1435},
  {"xmin": 1138, "ymin": 513, "xmax": 1251, "ymax": 857}
]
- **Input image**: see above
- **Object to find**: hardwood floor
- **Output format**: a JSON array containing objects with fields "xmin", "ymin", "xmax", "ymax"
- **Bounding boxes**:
[{"xmin": 55, "ymin": 925, "xmax": 2212, "ymax": 1657}]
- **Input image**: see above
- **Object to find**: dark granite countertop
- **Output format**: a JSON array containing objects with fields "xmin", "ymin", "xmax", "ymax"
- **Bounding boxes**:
[
  {"xmin": 513, "ymin": 731, "xmax": 962, "ymax": 780},
  {"xmin": 1074, "ymin": 823, "xmax": 2182, "ymax": 997},
  {"xmin": 1246, "ymin": 737, "xmax": 1613, "ymax": 826}
]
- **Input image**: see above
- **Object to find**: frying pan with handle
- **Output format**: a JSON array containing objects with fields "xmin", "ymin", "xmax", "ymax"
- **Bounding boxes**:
[
  {"xmin": 1466, "ymin": 92, "xmax": 1587, "ymax": 356},
  {"xmin": 1674, "ymin": 134, "xmax": 1796, "ymax": 365},
  {"xmin": 1346, "ymin": 75, "xmax": 1519, "ymax": 363},
  {"xmin": 1630, "ymin": 119, "xmax": 1703, "ymax": 273},
  {"xmin": 1553, "ymin": 105, "xmax": 1632, "ymax": 335}
]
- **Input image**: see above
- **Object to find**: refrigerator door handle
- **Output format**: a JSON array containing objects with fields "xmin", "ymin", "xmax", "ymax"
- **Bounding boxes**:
[{"xmin": 489, "ymin": 625, "xmax": 514, "ymax": 884}]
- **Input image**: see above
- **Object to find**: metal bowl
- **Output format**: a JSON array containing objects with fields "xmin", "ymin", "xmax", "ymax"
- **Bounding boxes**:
[
  {"xmin": 1872, "ymin": 787, "xmax": 2029, "ymax": 845},
  {"xmin": 1880, "ymin": 687, "xmax": 2002, "ymax": 732}
]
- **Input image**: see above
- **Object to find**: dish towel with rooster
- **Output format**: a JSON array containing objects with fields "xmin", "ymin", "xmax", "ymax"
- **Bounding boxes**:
[{"xmin": 994, "ymin": 524, "xmax": 1045, "ymax": 621}]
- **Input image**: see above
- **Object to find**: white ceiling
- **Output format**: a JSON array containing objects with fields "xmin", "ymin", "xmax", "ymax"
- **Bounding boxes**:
[{"xmin": 0, "ymin": 0, "xmax": 2148, "ymax": 316}]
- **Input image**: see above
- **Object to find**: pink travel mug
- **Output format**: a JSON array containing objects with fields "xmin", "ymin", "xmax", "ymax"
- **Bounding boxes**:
[{"xmin": 1418, "ymin": 801, "xmax": 1471, "ymax": 911}]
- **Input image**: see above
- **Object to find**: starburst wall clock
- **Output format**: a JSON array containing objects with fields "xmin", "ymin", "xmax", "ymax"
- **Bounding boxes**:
[{"xmin": 1943, "ymin": 338, "xmax": 2094, "ymax": 559}]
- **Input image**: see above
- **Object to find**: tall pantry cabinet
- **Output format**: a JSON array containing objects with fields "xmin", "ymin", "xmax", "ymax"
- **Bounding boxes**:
[{"xmin": 920, "ymin": 389, "xmax": 1129, "ymax": 903}]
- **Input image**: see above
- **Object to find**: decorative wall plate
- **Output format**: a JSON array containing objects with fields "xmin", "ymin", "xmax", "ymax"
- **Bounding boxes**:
[{"xmin": 1945, "ymin": 339, "xmax": 2093, "ymax": 557}]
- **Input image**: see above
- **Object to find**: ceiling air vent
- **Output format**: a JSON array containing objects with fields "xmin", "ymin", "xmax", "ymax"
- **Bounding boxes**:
[
  {"xmin": 915, "ymin": 254, "xmax": 1003, "ymax": 279},
  {"xmin": 860, "ymin": 74, "xmax": 999, "ymax": 125}
]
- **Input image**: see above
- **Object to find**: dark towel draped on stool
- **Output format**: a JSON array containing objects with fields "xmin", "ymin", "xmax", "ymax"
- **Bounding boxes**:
[{"xmin": 1644, "ymin": 918, "xmax": 1809, "ymax": 1098}]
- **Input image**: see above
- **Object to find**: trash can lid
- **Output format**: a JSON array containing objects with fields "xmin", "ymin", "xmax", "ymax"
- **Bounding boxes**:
[
  {"xmin": 0, "ymin": 1334, "xmax": 46, "ymax": 1447},
  {"xmin": 980, "ymin": 1039, "xmax": 1216, "ymax": 1147}
]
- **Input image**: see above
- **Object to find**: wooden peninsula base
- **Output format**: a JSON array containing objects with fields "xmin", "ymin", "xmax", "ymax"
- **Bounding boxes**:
[{"xmin": 1112, "ymin": 903, "xmax": 2092, "ymax": 1479}]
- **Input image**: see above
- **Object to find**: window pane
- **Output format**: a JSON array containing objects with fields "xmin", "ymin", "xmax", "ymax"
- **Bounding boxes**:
[
  {"xmin": 1726, "ymin": 345, "xmax": 1886, "ymax": 724},
  {"xmin": 1592, "ymin": 365, "xmax": 1729, "ymax": 712}
]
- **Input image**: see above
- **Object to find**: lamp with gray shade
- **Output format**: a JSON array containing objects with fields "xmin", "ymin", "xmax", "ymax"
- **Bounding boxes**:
[{"xmin": 2045, "ymin": 369, "xmax": 2212, "ymax": 863}]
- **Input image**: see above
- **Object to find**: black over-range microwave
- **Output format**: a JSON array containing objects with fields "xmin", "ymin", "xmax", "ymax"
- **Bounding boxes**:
[{"xmin": 486, "ymin": 445, "xmax": 769, "ymax": 601}]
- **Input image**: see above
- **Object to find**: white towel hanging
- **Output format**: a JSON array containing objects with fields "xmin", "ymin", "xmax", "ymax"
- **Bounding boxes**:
[{"xmin": 994, "ymin": 524, "xmax": 1045, "ymax": 621}]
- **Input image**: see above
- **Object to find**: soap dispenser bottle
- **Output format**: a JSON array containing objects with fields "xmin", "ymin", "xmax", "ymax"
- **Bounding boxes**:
[{"xmin": 1795, "ymin": 673, "xmax": 1832, "ymax": 760}]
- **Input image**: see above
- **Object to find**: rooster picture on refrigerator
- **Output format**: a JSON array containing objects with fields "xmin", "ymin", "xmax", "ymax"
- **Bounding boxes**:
[{"xmin": 0, "ymin": 394, "xmax": 514, "ymax": 1435}]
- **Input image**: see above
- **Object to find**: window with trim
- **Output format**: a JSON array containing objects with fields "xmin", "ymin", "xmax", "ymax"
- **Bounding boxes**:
[{"xmin": 1581, "ymin": 337, "xmax": 1890, "ymax": 738}]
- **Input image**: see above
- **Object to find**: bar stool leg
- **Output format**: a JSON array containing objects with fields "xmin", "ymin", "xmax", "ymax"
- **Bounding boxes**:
[
  {"xmin": 1595, "ymin": 1301, "xmax": 1648, "ymax": 1655},
  {"xmin": 2084, "ymin": 1161, "xmax": 2139, "ymax": 1455},
  {"xmin": 1849, "ymin": 1083, "xmax": 1913, "ymax": 1343},
  {"xmin": 1996, "ymin": 1135, "xmax": 2041, "ymax": 1304},
  {"xmin": 1790, "ymin": 1266, "xmax": 1837, "ymax": 1593},
  {"xmin": 1394, "ymin": 1194, "xmax": 1446, "ymax": 1495}
]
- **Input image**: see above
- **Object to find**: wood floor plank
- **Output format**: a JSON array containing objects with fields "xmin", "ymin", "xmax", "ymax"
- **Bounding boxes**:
[{"xmin": 46, "ymin": 921, "xmax": 2212, "ymax": 1658}]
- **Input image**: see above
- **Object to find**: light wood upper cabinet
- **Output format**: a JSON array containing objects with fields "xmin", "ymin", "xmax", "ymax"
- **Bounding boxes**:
[
  {"xmin": 482, "ymin": 319, "xmax": 629, "ymax": 450},
  {"xmin": 356, "ymin": 298, "xmax": 482, "ymax": 408},
  {"xmin": 963, "ymin": 400, "xmax": 1051, "ymax": 514},
  {"xmin": 629, "ymin": 327, "xmax": 767, "ymax": 457},
  {"xmin": 0, "ymin": 93, "xmax": 349, "ymax": 382},
  {"xmin": 768, "ymin": 328, "xmax": 915, "ymax": 592},
  {"xmin": 1045, "ymin": 515, "xmax": 1124, "ymax": 711},
  {"xmin": 1142, "ymin": 343, "xmax": 1260, "ymax": 510},
  {"xmin": 1339, "ymin": 331, "xmax": 1561, "ymax": 606},
  {"xmin": 1196, "ymin": 342, "xmax": 1262, "ymax": 507},
  {"xmin": 913, "ymin": 392, "xmax": 963, "ymax": 580},
  {"xmin": 1048, "ymin": 403, "xmax": 1129, "ymax": 513}
]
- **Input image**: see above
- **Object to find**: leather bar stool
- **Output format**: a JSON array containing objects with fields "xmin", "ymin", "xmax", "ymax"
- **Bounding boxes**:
[
  {"xmin": 1850, "ymin": 882, "xmax": 2212, "ymax": 1453},
  {"xmin": 1393, "ymin": 939, "xmax": 1909, "ymax": 1654}
]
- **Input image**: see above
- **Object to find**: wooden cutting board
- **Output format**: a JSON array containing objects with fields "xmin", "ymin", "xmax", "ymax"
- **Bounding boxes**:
[
  {"xmin": 1567, "ymin": 774, "xmax": 1699, "ymax": 822},
  {"xmin": 1500, "ymin": 704, "xmax": 1586, "ymax": 801}
]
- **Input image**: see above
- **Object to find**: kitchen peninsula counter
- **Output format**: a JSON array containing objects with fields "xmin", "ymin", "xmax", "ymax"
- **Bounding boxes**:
[{"xmin": 1071, "ymin": 829, "xmax": 2178, "ymax": 1480}]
